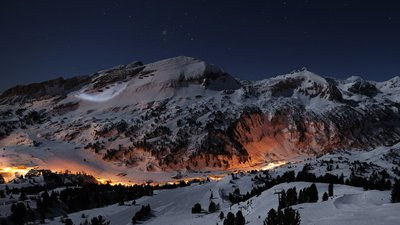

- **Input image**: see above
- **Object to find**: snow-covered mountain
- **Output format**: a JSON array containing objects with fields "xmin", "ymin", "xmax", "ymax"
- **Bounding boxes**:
[{"xmin": 1, "ymin": 56, "xmax": 400, "ymax": 182}]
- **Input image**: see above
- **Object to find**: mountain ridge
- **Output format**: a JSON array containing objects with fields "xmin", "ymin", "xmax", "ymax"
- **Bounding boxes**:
[{"xmin": 1, "ymin": 56, "xmax": 400, "ymax": 182}]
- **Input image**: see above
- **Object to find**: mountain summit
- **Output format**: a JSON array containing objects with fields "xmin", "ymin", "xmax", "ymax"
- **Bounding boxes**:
[{"xmin": 1, "ymin": 56, "xmax": 241, "ymax": 104}]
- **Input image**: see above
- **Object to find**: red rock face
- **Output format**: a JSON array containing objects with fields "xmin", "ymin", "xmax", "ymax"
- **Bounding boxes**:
[{"xmin": 224, "ymin": 104, "xmax": 400, "ymax": 166}]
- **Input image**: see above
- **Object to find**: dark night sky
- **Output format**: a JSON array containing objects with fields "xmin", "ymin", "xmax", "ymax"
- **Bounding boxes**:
[{"xmin": 1, "ymin": 0, "xmax": 400, "ymax": 91}]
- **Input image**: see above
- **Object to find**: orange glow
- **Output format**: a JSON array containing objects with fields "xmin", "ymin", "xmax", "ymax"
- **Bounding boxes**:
[
  {"xmin": 96, "ymin": 177, "xmax": 112, "ymax": 185},
  {"xmin": 94, "ymin": 178, "xmax": 143, "ymax": 186},
  {"xmin": 259, "ymin": 161, "xmax": 287, "ymax": 171},
  {"xmin": 0, "ymin": 166, "xmax": 35, "ymax": 182},
  {"xmin": 0, "ymin": 160, "xmax": 286, "ymax": 186},
  {"xmin": 208, "ymin": 175, "xmax": 225, "ymax": 181},
  {"xmin": 94, "ymin": 177, "xmax": 206, "ymax": 187}
]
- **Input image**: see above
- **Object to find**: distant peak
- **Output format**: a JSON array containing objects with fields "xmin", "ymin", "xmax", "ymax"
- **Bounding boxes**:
[
  {"xmin": 282, "ymin": 68, "xmax": 328, "ymax": 85},
  {"xmin": 126, "ymin": 60, "xmax": 143, "ymax": 69},
  {"xmin": 345, "ymin": 76, "xmax": 364, "ymax": 82},
  {"xmin": 290, "ymin": 67, "xmax": 310, "ymax": 74},
  {"xmin": 147, "ymin": 56, "xmax": 202, "ymax": 68}
]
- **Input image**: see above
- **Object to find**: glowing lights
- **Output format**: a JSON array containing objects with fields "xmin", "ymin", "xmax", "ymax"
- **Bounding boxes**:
[
  {"xmin": 0, "ymin": 161, "xmax": 287, "ymax": 186},
  {"xmin": 259, "ymin": 161, "xmax": 287, "ymax": 171},
  {"xmin": 95, "ymin": 177, "xmax": 202, "ymax": 187},
  {"xmin": 0, "ymin": 166, "xmax": 35, "ymax": 182},
  {"xmin": 208, "ymin": 175, "xmax": 225, "ymax": 181},
  {"xmin": 0, "ymin": 166, "xmax": 32, "ymax": 174},
  {"xmin": 96, "ymin": 177, "xmax": 112, "ymax": 185}
]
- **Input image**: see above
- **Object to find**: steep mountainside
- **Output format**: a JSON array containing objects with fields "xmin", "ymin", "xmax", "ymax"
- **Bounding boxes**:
[{"xmin": 1, "ymin": 56, "xmax": 400, "ymax": 180}]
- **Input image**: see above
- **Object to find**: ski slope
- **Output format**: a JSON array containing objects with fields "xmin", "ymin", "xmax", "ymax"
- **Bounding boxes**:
[{"xmin": 47, "ymin": 180, "xmax": 400, "ymax": 225}]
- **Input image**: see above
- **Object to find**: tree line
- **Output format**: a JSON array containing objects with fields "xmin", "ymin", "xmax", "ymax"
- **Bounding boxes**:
[{"xmin": 228, "ymin": 165, "xmax": 392, "ymax": 205}]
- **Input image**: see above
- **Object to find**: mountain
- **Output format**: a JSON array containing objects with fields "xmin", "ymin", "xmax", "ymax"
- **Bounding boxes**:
[{"xmin": 1, "ymin": 56, "xmax": 400, "ymax": 182}]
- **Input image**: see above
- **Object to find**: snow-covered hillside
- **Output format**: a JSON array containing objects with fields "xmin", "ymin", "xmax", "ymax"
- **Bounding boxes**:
[
  {"xmin": 36, "ymin": 148, "xmax": 398, "ymax": 225},
  {"xmin": 1, "ymin": 56, "xmax": 400, "ymax": 183},
  {"xmin": 52, "ymin": 183, "xmax": 398, "ymax": 225}
]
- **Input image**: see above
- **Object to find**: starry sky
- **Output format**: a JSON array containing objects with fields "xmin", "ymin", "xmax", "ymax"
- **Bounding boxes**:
[{"xmin": 1, "ymin": 0, "xmax": 400, "ymax": 91}]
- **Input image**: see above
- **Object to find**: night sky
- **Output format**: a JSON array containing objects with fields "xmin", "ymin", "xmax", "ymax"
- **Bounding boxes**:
[{"xmin": 1, "ymin": 0, "xmax": 400, "ymax": 91}]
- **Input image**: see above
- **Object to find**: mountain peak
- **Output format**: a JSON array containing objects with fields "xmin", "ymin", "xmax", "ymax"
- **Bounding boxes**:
[
  {"xmin": 137, "ymin": 56, "xmax": 241, "ymax": 90},
  {"xmin": 290, "ymin": 67, "xmax": 309, "ymax": 73},
  {"xmin": 267, "ymin": 69, "xmax": 343, "ymax": 102},
  {"xmin": 278, "ymin": 68, "xmax": 328, "ymax": 86},
  {"xmin": 72, "ymin": 56, "xmax": 241, "ymax": 103}
]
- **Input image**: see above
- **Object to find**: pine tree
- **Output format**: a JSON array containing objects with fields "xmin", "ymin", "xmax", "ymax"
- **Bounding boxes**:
[
  {"xmin": 278, "ymin": 191, "xmax": 287, "ymax": 209},
  {"xmin": 328, "ymin": 183, "xmax": 334, "ymax": 197},
  {"xmin": 322, "ymin": 192, "xmax": 329, "ymax": 201},
  {"xmin": 223, "ymin": 212, "xmax": 235, "ymax": 225},
  {"xmin": 391, "ymin": 179, "xmax": 400, "ymax": 203},
  {"xmin": 234, "ymin": 211, "xmax": 245, "ymax": 225},
  {"xmin": 264, "ymin": 208, "xmax": 277, "ymax": 225},
  {"xmin": 36, "ymin": 198, "xmax": 46, "ymax": 224},
  {"xmin": 90, "ymin": 215, "xmax": 109, "ymax": 225},
  {"xmin": 64, "ymin": 218, "xmax": 74, "ymax": 225},
  {"xmin": 42, "ymin": 191, "xmax": 51, "ymax": 207},
  {"xmin": 286, "ymin": 188, "xmax": 297, "ymax": 207},
  {"xmin": 208, "ymin": 201, "xmax": 217, "ymax": 213},
  {"xmin": 11, "ymin": 202, "xmax": 27, "ymax": 225},
  {"xmin": 132, "ymin": 204, "xmax": 151, "ymax": 224},
  {"xmin": 219, "ymin": 211, "xmax": 224, "ymax": 220},
  {"xmin": 192, "ymin": 203, "xmax": 202, "ymax": 213},
  {"xmin": 309, "ymin": 183, "xmax": 319, "ymax": 202},
  {"xmin": 298, "ymin": 190, "xmax": 306, "ymax": 204},
  {"xmin": 264, "ymin": 207, "xmax": 300, "ymax": 225},
  {"xmin": 282, "ymin": 207, "xmax": 301, "ymax": 225},
  {"xmin": 131, "ymin": 216, "xmax": 136, "ymax": 225}
]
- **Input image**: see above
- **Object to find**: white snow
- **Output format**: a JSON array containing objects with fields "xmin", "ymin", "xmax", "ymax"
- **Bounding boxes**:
[{"xmin": 75, "ymin": 82, "xmax": 128, "ymax": 102}]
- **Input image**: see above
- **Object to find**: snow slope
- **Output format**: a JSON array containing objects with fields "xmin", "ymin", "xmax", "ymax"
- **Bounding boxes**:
[{"xmin": 46, "ymin": 167, "xmax": 400, "ymax": 225}]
